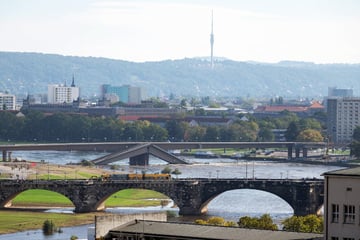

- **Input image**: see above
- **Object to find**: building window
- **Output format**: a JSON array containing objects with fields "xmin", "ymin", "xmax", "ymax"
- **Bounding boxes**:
[
  {"xmin": 344, "ymin": 205, "xmax": 355, "ymax": 224},
  {"xmin": 331, "ymin": 238, "xmax": 339, "ymax": 240},
  {"xmin": 332, "ymin": 204, "xmax": 339, "ymax": 223},
  {"xmin": 342, "ymin": 238, "xmax": 354, "ymax": 240}
]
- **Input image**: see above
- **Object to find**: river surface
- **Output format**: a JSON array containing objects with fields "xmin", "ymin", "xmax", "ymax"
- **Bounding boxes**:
[{"xmin": 0, "ymin": 151, "xmax": 344, "ymax": 240}]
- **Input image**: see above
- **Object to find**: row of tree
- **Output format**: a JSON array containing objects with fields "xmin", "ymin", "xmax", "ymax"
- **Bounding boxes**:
[
  {"xmin": 195, "ymin": 214, "xmax": 323, "ymax": 233},
  {"xmin": 0, "ymin": 110, "xmax": 325, "ymax": 143}
]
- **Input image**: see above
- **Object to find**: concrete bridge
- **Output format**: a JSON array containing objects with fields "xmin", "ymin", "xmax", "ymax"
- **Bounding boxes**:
[
  {"xmin": 0, "ymin": 141, "xmax": 326, "ymax": 165},
  {"xmin": 0, "ymin": 178, "xmax": 324, "ymax": 216}
]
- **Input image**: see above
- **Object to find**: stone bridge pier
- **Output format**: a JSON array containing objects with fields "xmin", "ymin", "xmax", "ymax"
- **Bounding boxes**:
[{"xmin": 287, "ymin": 144, "xmax": 309, "ymax": 159}]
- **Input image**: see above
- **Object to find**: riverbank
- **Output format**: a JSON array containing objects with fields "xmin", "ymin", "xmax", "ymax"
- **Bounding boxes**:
[{"xmin": 0, "ymin": 210, "xmax": 100, "ymax": 234}]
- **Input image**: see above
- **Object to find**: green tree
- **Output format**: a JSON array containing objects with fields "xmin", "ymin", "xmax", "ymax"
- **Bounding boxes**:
[
  {"xmin": 258, "ymin": 128, "xmax": 275, "ymax": 142},
  {"xmin": 161, "ymin": 166, "xmax": 172, "ymax": 174},
  {"xmin": 185, "ymin": 126, "xmax": 206, "ymax": 141},
  {"xmin": 165, "ymin": 120, "xmax": 188, "ymax": 142},
  {"xmin": 171, "ymin": 168, "xmax": 182, "ymax": 178},
  {"xmin": 238, "ymin": 214, "xmax": 278, "ymax": 230},
  {"xmin": 207, "ymin": 216, "xmax": 226, "ymax": 226},
  {"xmin": 296, "ymin": 129, "xmax": 323, "ymax": 142},
  {"xmin": 285, "ymin": 121, "xmax": 301, "ymax": 141},
  {"xmin": 282, "ymin": 214, "xmax": 323, "ymax": 233},
  {"xmin": 42, "ymin": 219, "xmax": 56, "ymax": 235},
  {"xmin": 143, "ymin": 122, "xmax": 168, "ymax": 141},
  {"xmin": 298, "ymin": 118, "xmax": 322, "ymax": 131},
  {"xmin": 353, "ymin": 126, "xmax": 360, "ymax": 141},
  {"xmin": 194, "ymin": 217, "xmax": 235, "ymax": 227},
  {"xmin": 204, "ymin": 126, "xmax": 220, "ymax": 141}
]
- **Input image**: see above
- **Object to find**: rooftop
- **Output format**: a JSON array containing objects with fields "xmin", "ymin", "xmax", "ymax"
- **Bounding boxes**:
[
  {"xmin": 109, "ymin": 220, "xmax": 322, "ymax": 240},
  {"xmin": 323, "ymin": 166, "xmax": 360, "ymax": 177}
]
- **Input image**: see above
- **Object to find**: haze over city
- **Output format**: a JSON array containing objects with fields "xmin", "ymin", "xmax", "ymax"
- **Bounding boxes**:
[{"xmin": 1, "ymin": 0, "xmax": 359, "ymax": 63}]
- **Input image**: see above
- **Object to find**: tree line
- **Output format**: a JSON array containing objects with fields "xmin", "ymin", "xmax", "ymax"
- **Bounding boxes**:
[
  {"xmin": 0, "ymin": 110, "xmax": 325, "ymax": 143},
  {"xmin": 195, "ymin": 214, "xmax": 323, "ymax": 234}
]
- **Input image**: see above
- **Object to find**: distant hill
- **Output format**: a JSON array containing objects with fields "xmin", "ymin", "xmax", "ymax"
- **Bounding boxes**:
[{"xmin": 0, "ymin": 51, "xmax": 359, "ymax": 99}]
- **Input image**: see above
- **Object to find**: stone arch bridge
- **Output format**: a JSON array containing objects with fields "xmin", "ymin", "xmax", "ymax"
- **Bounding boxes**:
[{"xmin": 0, "ymin": 178, "xmax": 324, "ymax": 216}]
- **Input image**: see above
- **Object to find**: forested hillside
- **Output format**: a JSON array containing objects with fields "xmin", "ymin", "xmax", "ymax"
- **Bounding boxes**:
[{"xmin": 0, "ymin": 51, "xmax": 359, "ymax": 98}]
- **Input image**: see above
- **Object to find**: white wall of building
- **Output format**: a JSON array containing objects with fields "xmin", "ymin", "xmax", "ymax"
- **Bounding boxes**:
[
  {"xmin": 0, "ymin": 93, "xmax": 16, "ymax": 110},
  {"xmin": 47, "ymin": 84, "xmax": 79, "ymax": 104}
]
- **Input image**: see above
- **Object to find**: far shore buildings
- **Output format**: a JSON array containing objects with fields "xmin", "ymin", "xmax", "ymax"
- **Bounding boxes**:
[
  {"xmin": 101, "ymin": 84, "xmax": 144, "ymax": 104},
  {"xmin": 0, "ymin": 92, "xmax": 16, "ymax": 110},
  {"xmin": 47, "ymin": 77, "xmax": 79, "ymax": 104},
  {"xmin": 327, "ymin": 97, "xmax": 360, "ymax": 144},
  {"xmin": 253, "ymin": 101, "xmax": 325, "ymax": 118}
]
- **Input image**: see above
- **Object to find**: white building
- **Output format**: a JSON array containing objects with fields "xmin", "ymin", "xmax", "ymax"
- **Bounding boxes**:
[
  {"xmin": 0, "ymin": 92, "xmax": 16, "ymax": 110},
  {"xmin": 323, "ymin": 167, "xmax": 360, "ymax": 240},
  {"xmin": 47, "ymin": 77, "xmax": 79, "ymax": 104},
  {"xmin": 327, "ymin": 97, "xmax": 360, "ymax": 144}
]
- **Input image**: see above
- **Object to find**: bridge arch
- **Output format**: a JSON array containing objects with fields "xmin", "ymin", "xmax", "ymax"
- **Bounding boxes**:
[
  {"xmin": 199, "ymin": 189, "xmax": 294, "ymax": 218},
  {"xmin": 198, "ymin": 179, "xmax": 323, "ymax": 216},
  {"xmin": 0, "ymin": 187, "xmax": 75, "ymax": 209},
  {"xmin": 94, "ymin": 188, "xmax": 176, "ymax": 212}
]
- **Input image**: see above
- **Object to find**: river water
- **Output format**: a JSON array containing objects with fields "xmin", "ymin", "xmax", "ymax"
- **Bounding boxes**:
[{"xmin": 0, "ymin": 151, "xmax": 344, "ymax": 240}]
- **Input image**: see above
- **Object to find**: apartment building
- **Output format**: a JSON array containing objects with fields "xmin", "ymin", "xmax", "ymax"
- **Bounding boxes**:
[
  {"xmin": 48, "ymin": 77, "xmax": 79, "ymax": 104},
  {"xmin": 323, "ymin": 167, "xmax": 360, "ymax": 240},
  {"xmin": 101, "ymin": 84, "xmax": 143, "ymax": 104},
  {"xmin": 0, "ymin": 92, "xmax": 16, "ymax": 110},
  {"xmin": 327, "ymin": 97, "xmax": 360, "ymax": 144}
]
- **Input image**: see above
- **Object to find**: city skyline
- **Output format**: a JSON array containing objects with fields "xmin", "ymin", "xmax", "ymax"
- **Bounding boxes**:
[{"xmin": 0, "ymin": 0, "xmax": 359, "ymax": 63}]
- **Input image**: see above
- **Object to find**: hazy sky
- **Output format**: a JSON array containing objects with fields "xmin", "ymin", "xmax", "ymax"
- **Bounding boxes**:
[{"xmin": 0, "ymin": 0, "xmax": 359, "ymax": 63}]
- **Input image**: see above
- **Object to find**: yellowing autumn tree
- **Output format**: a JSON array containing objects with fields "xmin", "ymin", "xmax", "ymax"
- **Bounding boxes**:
[{"xmin": 296, "ymin": 129, "xmax": 323, "ymax": 142}]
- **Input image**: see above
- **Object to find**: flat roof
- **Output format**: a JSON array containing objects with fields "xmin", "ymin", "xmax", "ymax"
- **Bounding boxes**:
[
  {"xmin": 323, "ymin": 166, "xmax": 360, "ymax": 177},
  {"xmin": 109, "ymin": 220, "xmax": 322, "ymax": 240}
]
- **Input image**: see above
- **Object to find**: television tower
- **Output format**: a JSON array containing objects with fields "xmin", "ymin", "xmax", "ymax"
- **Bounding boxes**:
[{"xmin": 210, "ymin": 10, "xmax": 214, "ymax": 69}]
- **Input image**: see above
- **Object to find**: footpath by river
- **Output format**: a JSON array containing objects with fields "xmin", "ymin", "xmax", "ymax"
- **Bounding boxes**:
[{"xmin": 0, "ymin": 151, "xmax": 346, "ymax": 240}]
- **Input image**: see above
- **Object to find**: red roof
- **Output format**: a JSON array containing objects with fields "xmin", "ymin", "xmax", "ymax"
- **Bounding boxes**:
[
  {"xmin": 308, "ymin": 101, "xmax": 324, "ymax": 109},
  {"xmin": 259, "ymin": 105, "xmax": 308, "ymax": 112}
]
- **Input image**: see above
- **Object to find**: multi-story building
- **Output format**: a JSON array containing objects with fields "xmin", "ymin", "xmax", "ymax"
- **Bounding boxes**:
[
  {"xmin": 328, "ymin": 87, "xmax": 353, "ymax": 98},
  {"xmin": 0, "ymin": 92, "xmax": 16, "ymax": 110},
  {"xmin": 101, "ymin": 84, "xmax": 143, "ymax": 104},
  {"xmin": 327, "ymin": 97, "xmax": 360, "ymax": 144},
  {"xmin": 323, "ymin": 167, "xmax": 360, "ymax": 240},
  {"xmin": 48, "ymin": 77, "xmax": 79, "ymax": 104}
]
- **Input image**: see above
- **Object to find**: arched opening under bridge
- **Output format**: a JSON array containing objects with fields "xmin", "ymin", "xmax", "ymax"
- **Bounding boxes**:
[
  {"xmin": 5, "ymin": 189, "xmax": 74, "ymax": 212},
  {"xmin": 97, "ymin": 188, "xmax": 178, "ymax": 215},
  {"xmin": 203, "ymin": 189, "xmax": 294, "ymax": 223}
]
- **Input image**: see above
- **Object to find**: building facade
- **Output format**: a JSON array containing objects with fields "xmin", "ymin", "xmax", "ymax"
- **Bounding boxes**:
[
  {"xmin": 48, "ymin": 77, "xmax": 79, "ymax": 104},
  {"xmin": 0, "ymin": 93, "xmax": 16, "ymax": 110},
  {"xmin": 102, "ymin": 84, "xmax": 143, "ymax": 104},
  {"xmin": 323, "ymin": 167, "xmax": 360, "ymax": 240},
  {"xmin": 328, "ymin": 87, "xmax": 353, "ymax": 98},
  {"xmin": 327, "ymin": 97, "xmax": 360, "ymax": 144}
]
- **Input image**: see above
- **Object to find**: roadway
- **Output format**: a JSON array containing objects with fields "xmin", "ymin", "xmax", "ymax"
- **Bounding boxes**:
[{"xmin": 0, "ymin": 141, "xmax": 326, "ymax": 152}]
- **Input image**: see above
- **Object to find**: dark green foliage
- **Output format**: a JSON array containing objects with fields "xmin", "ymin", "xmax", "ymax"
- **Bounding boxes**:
[
  {"xmin": 238, "ymin": 214, "xmax": 278, "ymax": 230},
  {"xmin": 282, "ymin": 214, "xmax": 323, "ymax": 233},
  {"xmin": 161, "ymin": 166, "xmax": 172, "ymax": 174},
  {"xmin": 195, "ymin": 217, "xmax": 236, "ymax": 227},
  {"xmin": 350, "ymin": 140, "xmax": 360, "ymax": 157},
  {"xmin": 80, "ymin": 159, "xmax": 94, "ymax": 167},
  {"xmin": 42, "ymin": 219, "xmax": 56, "ymax": 235},
  {"xmin": 0, "ymin": 111, "xmax": 168, "ymax": 142},
  {"xmin": 353, "ymin": 126, "xmax": 360, "ymax": 141},
  {"xmin": 171, "ymin": 168, "xmax": 181, "ymax": 175}
]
